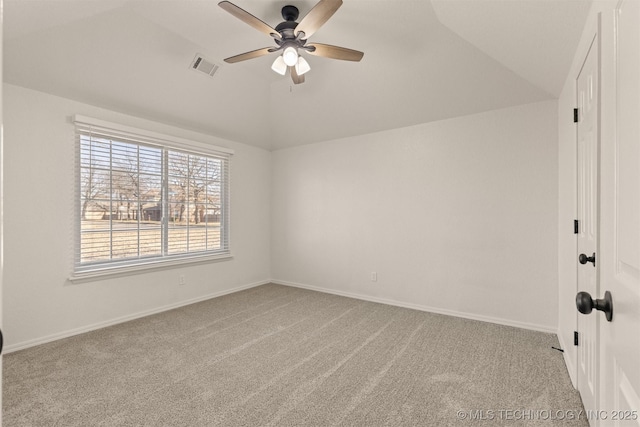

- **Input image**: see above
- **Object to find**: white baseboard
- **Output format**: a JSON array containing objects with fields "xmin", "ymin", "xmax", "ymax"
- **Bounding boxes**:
[
  {"xmin": 4, "ymin": 280, "xmax": 270, "ymax": 354},
  {"xmin": 6, "ymin": 279, "xmax": 557, "ymax": 354},
  {"xmin": 272, "ymin": 279, "xmax": 557, "ymax": 334}
]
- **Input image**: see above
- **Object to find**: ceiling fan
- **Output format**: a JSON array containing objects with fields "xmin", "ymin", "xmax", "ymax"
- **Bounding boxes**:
[{"xmin": 218, "ymin": 0, "xmax": 364, "ymax": 84}]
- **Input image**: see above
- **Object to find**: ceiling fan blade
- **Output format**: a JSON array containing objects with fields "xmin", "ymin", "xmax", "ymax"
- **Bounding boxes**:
[
  {"xmin": 295, "ymin": 0, "xmax": 342, "ymax": 39},
  {"xmin": 218, "ymin": 1, "xmax": 281, "ymax": 40},
  {"xmin": 306, "ymin": 43, "xmax": 364, "ymax": 61},
  {"xmin": 224, "ymin": 47, "xmax": 275, "ymax": 64},
  {"xmin": 290, "ymin": 66, "xmax": 305, "ymax": 85}
]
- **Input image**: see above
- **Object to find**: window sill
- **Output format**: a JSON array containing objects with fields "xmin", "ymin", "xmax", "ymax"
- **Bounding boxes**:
[{"xmin": 68, "ymin": 253, "xmax": 233, "ymax": 284}]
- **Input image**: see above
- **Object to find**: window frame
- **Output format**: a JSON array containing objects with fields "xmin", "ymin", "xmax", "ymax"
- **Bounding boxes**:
[{"xmin": 70, "ymin": 115, "xmax": 233, "ymax": 282}]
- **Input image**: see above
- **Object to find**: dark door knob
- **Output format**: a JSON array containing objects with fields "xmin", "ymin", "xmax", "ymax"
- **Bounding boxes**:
[
  {"xmin": 576, "ymin": 290, "xmax": 613, "ymax": 321},
  {"xmin": 579, "ymin": 252, "xmax": 596, "ymax": 266}
]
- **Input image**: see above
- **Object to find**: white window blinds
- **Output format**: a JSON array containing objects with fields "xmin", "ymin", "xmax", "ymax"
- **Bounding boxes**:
[{"xmin": 74, "ymin": 115, "xmax": 232, "ymax": 276}]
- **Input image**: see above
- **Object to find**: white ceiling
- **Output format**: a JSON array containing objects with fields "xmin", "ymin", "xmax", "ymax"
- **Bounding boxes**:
[{"xmin": 4, "ymin": 0, "xmax": 591, "ymax": 150}]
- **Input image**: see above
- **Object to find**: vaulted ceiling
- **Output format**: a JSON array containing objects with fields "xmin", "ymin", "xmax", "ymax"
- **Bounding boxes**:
[{"xmin": 4, "ymin": 0, "xmax": 591, "ymax": 150}]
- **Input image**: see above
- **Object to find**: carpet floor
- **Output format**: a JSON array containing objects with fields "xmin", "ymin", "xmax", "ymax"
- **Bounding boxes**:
[{"xmin": 3, "ymin": 284, "xmax": 586, "ymax": 426}]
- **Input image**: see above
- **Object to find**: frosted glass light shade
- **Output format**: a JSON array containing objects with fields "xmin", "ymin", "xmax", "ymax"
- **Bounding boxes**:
[
  {"xmin": 271, "ymin": 56, "xmax": 287, "ymax": 75},
  {"xmin": 282, "ymin": 47, "xmax": 298, "ymax": 66},
  {"xmin": 295, "ymin": 56, "xmax": 311, "ymax": 76}
]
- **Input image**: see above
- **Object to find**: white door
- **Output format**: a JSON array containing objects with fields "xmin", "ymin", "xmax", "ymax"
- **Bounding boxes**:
[
  {"xmin": 576, "ymin": 32, "xmax": 600, "ymax": 418},
  {"xmin": 598, "ymin": 0, "xmax": 640, "ymax": 424}
]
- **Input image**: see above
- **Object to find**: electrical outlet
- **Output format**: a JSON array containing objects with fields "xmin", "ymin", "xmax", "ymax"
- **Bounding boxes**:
[
  {"xmin": 371, "ymin": 272, "xmax": 377, "ymax": 282},
  {"xmin": 179, "ymin": 275, "xmax": 186, "ymax": 286}
]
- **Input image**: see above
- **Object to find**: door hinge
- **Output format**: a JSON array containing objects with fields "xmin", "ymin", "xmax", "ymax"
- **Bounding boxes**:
[
  {"xmin": 574, "ymin": 219, "xmax": 579, "ymax": 234},
  {"xmin": 573, "ymin": 108, "xmax": 579, "ymax": 123},
  {"xmin": 574, "ymin": 331, "xmax": 579, "ymax": 346}
]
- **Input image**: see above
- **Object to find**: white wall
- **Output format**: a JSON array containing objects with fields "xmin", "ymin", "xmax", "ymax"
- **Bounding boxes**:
[
  {"xmin": 272, "ymin": 100, "xmax": 559, "ymax": 332},
  {"xmin": 3, "ymin": 83, "xmax": 271, "ymax": 351},
  {"xmin": 3, "ymin": 83, "xmax": 561, "ymax": 349}
]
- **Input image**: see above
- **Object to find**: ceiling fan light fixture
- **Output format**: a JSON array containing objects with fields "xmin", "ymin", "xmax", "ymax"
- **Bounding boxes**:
[
  {"xmin": 271, "ymin": 55, "xmax": 287, "ymax": 75},
  {"xmin": 282, "ymin": 46, "xmax": 299, "ymax": 66},
  {"xmin": 295, "ymin": 56, "xmax": 311, "ymax": 76},
  {"xmin": 218, "ymin": 1, "xmax": 364, "ymax": 85}
]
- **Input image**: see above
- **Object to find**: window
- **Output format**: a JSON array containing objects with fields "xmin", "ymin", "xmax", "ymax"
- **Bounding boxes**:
[{"xmin": 74, "ymin": 116, "xmax": 232, "ymax": 278}]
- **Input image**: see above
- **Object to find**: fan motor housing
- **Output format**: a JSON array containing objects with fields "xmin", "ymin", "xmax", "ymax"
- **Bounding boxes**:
[{"xmin": 275, "ymin": 21, "xmax": 298, "ymax": 33}]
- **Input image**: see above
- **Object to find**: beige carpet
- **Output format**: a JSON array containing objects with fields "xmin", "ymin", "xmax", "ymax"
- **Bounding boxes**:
[{"xmin": 3, "ymin": 284, "xmax": 586, "ymax": 426}]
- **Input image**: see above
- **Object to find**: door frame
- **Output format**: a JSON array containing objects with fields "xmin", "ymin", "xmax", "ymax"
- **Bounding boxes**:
[{"xmin": 0, "ymin": 1, "xmax": 5, "ymax": 424}]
